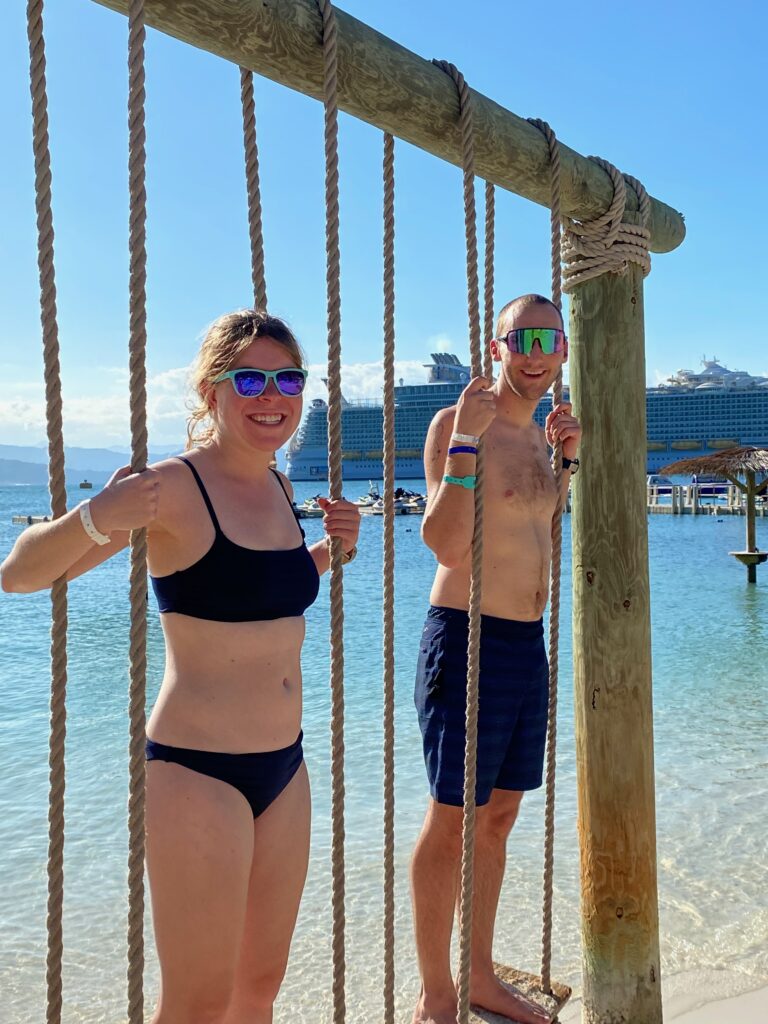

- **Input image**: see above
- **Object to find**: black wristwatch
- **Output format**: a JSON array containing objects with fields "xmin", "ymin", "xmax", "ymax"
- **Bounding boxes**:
[{"xmin": 562, "ymin": 457, "xmax": 580, "ymax": 473}]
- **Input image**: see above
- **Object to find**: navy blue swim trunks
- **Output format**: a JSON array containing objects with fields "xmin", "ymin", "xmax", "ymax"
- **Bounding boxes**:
[{"xmin": 414, "ymin": 606, "xmax": 549, "ymax": 806}]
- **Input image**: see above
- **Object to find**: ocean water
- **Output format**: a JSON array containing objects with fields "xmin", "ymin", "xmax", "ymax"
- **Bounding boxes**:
[{"xmin": 1, "ymin": 481, "xmax": 766, "ymax": 1023}]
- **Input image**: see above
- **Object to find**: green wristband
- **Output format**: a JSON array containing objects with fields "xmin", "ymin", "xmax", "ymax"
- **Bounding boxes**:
[{"xmin": 443, "ymin": 474, "xmax": 477, "ymax": 490}]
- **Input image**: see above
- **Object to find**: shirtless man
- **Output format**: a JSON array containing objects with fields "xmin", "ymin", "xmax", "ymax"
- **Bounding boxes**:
[{"xmin": 411, "ymin": 294, "xmax": 581, "ymax": 1024}]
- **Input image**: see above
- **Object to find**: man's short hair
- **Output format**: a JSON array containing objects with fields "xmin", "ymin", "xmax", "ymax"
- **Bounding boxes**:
[{"xmin": 496, "ymin": 294, "xmax": 564, "ymax": 335}]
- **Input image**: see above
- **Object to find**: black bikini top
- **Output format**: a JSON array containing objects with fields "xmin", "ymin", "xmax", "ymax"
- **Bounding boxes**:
[{"xmin": 150, "ymin": 457, "xmax": 320, "ymax": 622}]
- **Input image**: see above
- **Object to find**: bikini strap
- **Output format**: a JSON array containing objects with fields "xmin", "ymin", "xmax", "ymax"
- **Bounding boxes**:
[
  {"xmin": 176, "ymin": 457, "xmax": 222, "ymax": 533},
  {"xmin": 270, "ymin": 468, "xmax": 306, "ymax": 539}
]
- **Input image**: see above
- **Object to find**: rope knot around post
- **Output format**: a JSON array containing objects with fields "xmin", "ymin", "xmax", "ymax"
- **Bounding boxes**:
[{"xmin": 562, "ymin": 156, "xmax": 651, "ymax": 292}]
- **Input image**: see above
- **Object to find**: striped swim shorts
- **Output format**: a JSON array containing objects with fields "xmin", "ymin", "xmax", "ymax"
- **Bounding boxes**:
[{"xmin": 414, "ymin": 605, "xmax": 549, "ymax": 806}]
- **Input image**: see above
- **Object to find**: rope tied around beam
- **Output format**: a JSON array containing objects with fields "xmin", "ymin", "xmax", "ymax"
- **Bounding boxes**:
[
  {"xmin": 26, "ymin": 3, "xmax": 68, "ymax": 1020},
  {"xmin": 562, "ymin": 156, "xmax": 651, "ymax": 292},
  {"xmin": 431, "ymin": 57, "xmax": 483, "ymax": 1024},
  {"xmin": 126, "ymin": 2, "xmax": 149, "ymax": 1021},
  {"xmin": 381, "ymin": 131, "xmax": 397, "ymax": 1024},
  {"xmin": 527, "ymin": 116, "xmax": 564, "ymax": 996},
  {"xmin": 483, "ymin": 180, "xmax": 495, "ymax": 378},
  {"xmin": 318, "ymin": 2, "xmax": 347, "ymax": 1021},
  {"xmin": 239, "ymin": 66, "xmax": 268, "ymax": 309}
]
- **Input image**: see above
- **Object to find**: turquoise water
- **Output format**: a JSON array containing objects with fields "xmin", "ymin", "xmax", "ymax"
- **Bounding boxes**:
[{"xmin": 1, "ymin": 482, "xmax": 767, "ymax": 1023}]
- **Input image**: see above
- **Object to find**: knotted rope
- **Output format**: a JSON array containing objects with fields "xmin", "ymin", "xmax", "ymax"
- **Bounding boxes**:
[
  {"xmin": 126, "ymin": 2, "xmax": 148, "ymax": 1021},
  {"xmin": 527, "ymin": 116, "xmax": 564, "ymax": 995},
  {"xmin": 318, "ymin": 2, "xmax": 346, "ymax": 1020},
  {"xmin": 381, "ymin": 131, "xmax": 397, "ymax": 1024},
  {"xmin": 26, "ymin": 4, "xmax": 68, "ymax": 1020},
  {"xmin": 432, "ymin": 58, "xmax": 483, "ymax": 1024},
  {"xmin": 562, "ymin": 157, "xmax": 651, "ymax": 292},
  {"xmin": 239, "ymin": 66, "xmax": 268, "ymax": 309}
]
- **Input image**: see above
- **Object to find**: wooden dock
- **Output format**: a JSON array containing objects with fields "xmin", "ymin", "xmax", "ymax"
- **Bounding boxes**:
[
  {"xmin": 11, "ymin": 484, "xmax": 767, "ymax": 528},
  {"xmin": 646, "ymin": 483, "xmax": 768, "ymax": 516}
]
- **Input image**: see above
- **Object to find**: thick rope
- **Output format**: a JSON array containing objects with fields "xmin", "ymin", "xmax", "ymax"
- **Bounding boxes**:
[
  {"xmin": 432, "ymin": 58, "xmax": 483, "ymax": 1024},
  {"xmin": 127, "ymin": 2, "xmax": 148, "ymax": 1021},
  {"xmin": 26, "ymin": 4, "xmax": 68, "ymax": 1021},
  {"xmin": 527, "ymin": 116, "xmax": 563, "ymax": 994},
  {"xmin": 381, "ymin": 131, "xmax": 396, "ymax": 1024},
  {"xmin": 318, "ymin": 2, "xmax": 346, "ymax": 1020},
  {"xmin": 562, "ymin": 156, "xmax": 651, "ymax": 292},
  {"xmin": 483, "ymin": 181, "xmax": 495, "ymax": 380},
  {"xmin": 239, "ymin": 67, "xmax": 268, "ymax": 309}
]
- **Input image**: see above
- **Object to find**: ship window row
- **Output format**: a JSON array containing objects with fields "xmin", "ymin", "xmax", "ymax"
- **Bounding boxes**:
[
  {"xmin": 648, "ymin": 416, "xmax": 768, "ymax": 423},
  {"xmin": 650, "ymin": 404, "xmax": 766, "ymax": 410},
  {"xmin": 647, "ymin": 421, "xmax": 767, "ymax": 429},
  {"xmin": 648, "ymin": 410, "xmax": 767, "ymax": 419},
  {"xmin": 648, "ymin": 408, "xmax": 767, "ymax": 414},
  {"xmin": 648, "ymin": 409, "xmax": 768, "ymax": 414}
]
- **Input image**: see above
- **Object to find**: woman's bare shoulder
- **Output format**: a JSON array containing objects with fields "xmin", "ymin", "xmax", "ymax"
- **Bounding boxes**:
[{"xmin": 147, "ymin": 454, "xmax": 201, "ymax": 532}]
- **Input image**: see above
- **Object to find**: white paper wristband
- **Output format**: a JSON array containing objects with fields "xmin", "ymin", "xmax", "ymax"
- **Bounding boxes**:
[
  {"xmin": 79, "ymin": 501, "xmax": 111, "ymax": 546},
  {"xmin": 451, "ymin": 431, "xmax": 480, "ymax": 445}
]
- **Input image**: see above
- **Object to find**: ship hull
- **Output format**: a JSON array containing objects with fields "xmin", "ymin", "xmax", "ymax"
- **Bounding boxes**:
[
  {"xmin": 286, "ymin": 357, "xmax": 768, "ymax": 482},
  {"xmin": 287, "ymin": 443, "xmax": 768, "ymax": 480},
  {"xmin": 286, "ymin": 447, "xmax": 423, "ymax": 481}
]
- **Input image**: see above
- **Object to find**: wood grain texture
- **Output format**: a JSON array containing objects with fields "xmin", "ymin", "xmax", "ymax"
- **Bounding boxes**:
[
  {"xmin": 89, "ymin": 0, "xmax": 685, "ymax": 253},
  {"xmin": 569, "ymin": 263, "xmax": 663, "ymax": 1024},
  {"xmin": 469, "ymin": 965, "xmax": 571, "ymax": 1024}
]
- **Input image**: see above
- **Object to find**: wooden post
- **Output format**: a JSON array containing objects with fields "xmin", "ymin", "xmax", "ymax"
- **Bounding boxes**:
[
  {"xmin": 569, "ymin": 263, "xmax": 662, "ymax": 1024},
  {"xmin": 746, "ymin": 471, "xmax": 757, "ymax": 583}
]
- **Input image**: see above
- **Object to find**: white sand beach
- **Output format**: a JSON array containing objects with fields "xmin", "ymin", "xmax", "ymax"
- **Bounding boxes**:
[
  {"xmin": 675, "ymin": 986, "xmax": 768, "ymax": 1022},
  {"xmin": 558, "ymin": 979, "xmax": 768, "ymax": 1024}
]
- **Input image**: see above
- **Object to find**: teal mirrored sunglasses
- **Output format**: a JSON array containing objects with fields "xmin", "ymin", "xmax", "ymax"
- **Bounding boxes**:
[{"xmin": 213, "ymin": 367, "xmax": 308, "ymax": 398}]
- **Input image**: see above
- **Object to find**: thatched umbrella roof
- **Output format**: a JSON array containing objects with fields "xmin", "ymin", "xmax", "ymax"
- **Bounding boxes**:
[
  {"xmin": 661, "ymin": 445, "xmax": 768, "ymax": 478},
  {"xmin": 661, "ymin": 446, "xmax": 768, "ymax": 582}
]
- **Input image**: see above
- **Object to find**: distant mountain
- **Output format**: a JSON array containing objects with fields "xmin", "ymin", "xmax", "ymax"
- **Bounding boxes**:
[
  {"xmin": 0, "ymin": 459, "xmax": 111, "ymax": 487},
  {"xmin": 0, "ymin": 444, "xmax": 287, "ymax": 483},
  {"xmin": 0, "ymin": 444, "xmax": 184, "ymax": 473}
]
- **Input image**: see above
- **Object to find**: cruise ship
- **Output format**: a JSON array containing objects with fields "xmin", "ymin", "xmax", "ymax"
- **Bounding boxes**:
[{"xmin": 285, "ymin": 355, "xmax": 768, "ymax": 480}]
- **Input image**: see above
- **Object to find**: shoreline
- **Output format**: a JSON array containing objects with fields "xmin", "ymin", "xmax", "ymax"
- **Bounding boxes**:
[
  {"xmin": 672, "ymin": 985, "xmax": 768, "ymax": 1022},
  {"xmin": 558, "ymin": 974, "xmax": 768, "ymax": 1023}
]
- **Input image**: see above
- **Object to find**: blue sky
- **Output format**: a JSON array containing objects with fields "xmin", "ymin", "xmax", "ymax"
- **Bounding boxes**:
[{"xmin": 1, "ymin": 0, "xmax": 765, "ymax": 447}]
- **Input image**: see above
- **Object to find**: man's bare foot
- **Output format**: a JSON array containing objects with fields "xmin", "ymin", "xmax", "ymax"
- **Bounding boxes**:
[
  {"xmin": 412, "ymin": 989, "xmax": 458, "ymax": 1024},
  {"xmin": 469, "ymin": 971, "xmax": 553, "ymax": 1024}
]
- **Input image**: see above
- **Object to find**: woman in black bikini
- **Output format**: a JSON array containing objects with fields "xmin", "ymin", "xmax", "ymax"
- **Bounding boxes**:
[{"xmin": 1, "ymin": 310, "xmax": 361, "ymax": 1023}]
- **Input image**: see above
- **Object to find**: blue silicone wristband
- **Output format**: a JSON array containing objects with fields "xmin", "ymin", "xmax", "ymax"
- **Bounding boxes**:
[
  {"xmin": 448, "ymin": 445, "xmax": 478, "ymax": 456},
  {"xmin": 443, "ymin": 474, "xmax": 477, "ymax": 490}
]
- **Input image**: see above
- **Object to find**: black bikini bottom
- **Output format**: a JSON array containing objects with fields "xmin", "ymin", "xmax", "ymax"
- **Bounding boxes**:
[{"xmin": 145, "ymin": 731, "xmax": 303, "ymax": 817}]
